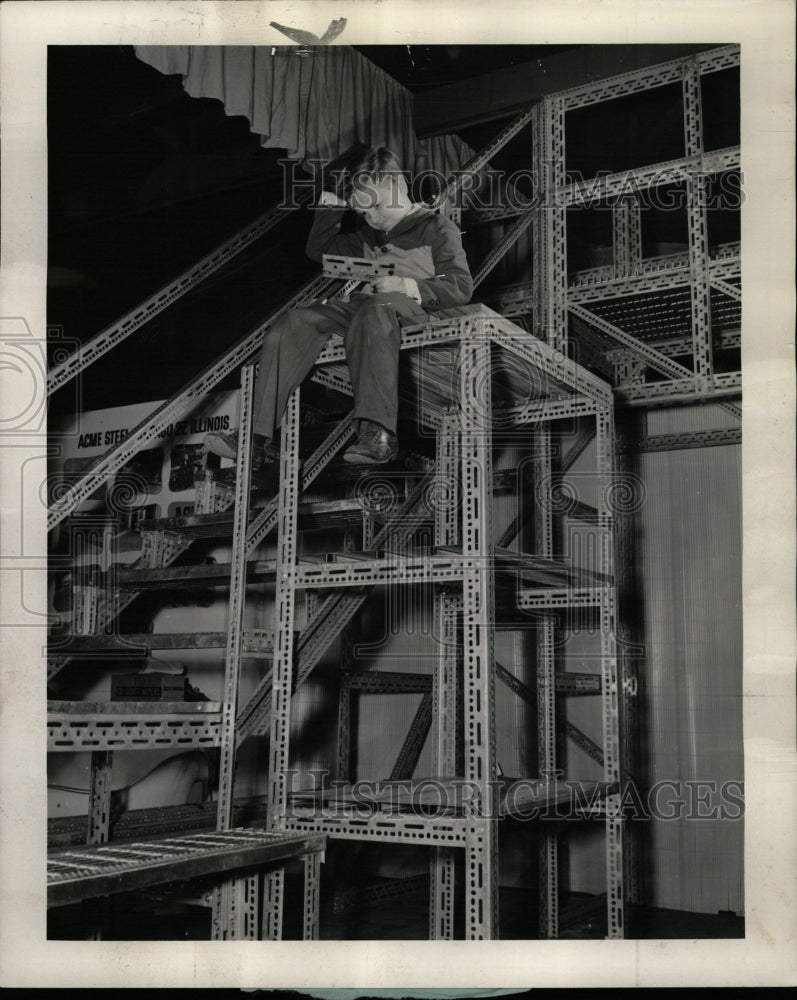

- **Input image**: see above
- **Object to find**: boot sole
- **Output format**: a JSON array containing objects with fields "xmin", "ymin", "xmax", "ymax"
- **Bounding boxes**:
[
  {"xmin": 204, "ymin": 434, "xmax": 238, "ymax": 460},
  {"xmin": 342, "ymin": 451, "xmax": 398, "ymax": 465}
]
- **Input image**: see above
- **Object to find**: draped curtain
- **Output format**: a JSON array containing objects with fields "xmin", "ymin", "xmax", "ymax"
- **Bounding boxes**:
[
  {"xmin": 134, "ymin": 45, "xmax": 532, "ymax": 293},
  {"xmin": 134, "ymin": 45, "xmax": 477, "ymax": 188}
]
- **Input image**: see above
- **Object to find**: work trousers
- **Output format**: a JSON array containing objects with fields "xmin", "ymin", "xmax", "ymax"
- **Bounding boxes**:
[{"xmin": 252, "ymin": 291, "xmax": 427, "ymax": 440}]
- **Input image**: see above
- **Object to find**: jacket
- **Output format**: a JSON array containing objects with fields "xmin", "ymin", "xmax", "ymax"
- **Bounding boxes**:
[{"xmin": 305, "ymin": 203, "xmax": 473, "ymax": 310}]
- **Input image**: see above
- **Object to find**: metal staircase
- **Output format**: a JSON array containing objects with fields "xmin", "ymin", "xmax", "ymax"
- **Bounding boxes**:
[{"xmin": 47, "ymin": 45, "xmax": 741, "ymax": 941}]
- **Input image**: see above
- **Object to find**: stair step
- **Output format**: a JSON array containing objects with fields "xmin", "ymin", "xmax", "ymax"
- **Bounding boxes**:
[
  {"xmin": 113, "ymin": 560, "xmax": 277, "ymax": 589},
  {"xmin": 438, "ymin": 544, "xmax": 613, "ymax": 587},
  {"xmin": 47, "ymin": 629, "xmax": 276, "ymax": 655},
  {"xmin": 138, "ymin": 498, "xmax": 367, "ymax": 539},
  {"xmin": 69, "ymin": 546, "xmax": 608, "ymax": 593}
]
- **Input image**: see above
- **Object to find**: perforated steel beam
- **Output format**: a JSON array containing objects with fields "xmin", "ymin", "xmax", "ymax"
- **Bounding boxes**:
[
  {"xmin": 48, "ymin": 272, "xmax": 335, "ymax": 530},
  {"xmin": 48, "ymin": 707, "xmax": 223, "ymax": 750},
  {"xmin": 345, "ymin": 671, "xmax": 433, "ymax": 694},
  {"xmin": 303, "ymin": 852, "xmax": 323, "ymax": 940},
  {"xmin": 612, "ymin": 198, "xmax": 642, "ymax": 279},
  {"xmin": 262, "ymin": 388, "xmax": 302, "ymax": 940},
  {"xmin": 48, "ymin": 194, "xmax": 310, "ymax": 396},
  {"xmin": 472, "ymin": 211, "xmax": 535, "ymax": 288},
  {"xmin": 87, "ymin": 751, "xmax": 113, "ymax": 845},
  {"xmin": 389, "ymin": 692, "xmax": 433, "ymax": 781},
  {"xmin": 630, "ymin": 427, "xmax": 742, "ymax": 452},
  {"xmin": 569, "ymin": 303, "xmax": 694, "ymax": 382},
  {"xmin": 516, "ymin": 588, "xmax": 604, "ymax": 609},
  {"xmin": 615, "ymin": 372, "xmax": 740, "ymax": 406},
  {"xmin": 683, "ymin": 58, "xmax": 714, "ymax": 388},
  {"xmin": 532, "ymin": 99, "xmax": 565, "ymax": 935},
  {"xmin": 557, "ymin": 44, "xmax": 738, "ymax": 109},
  {"xmin": 434, "ymin": 100, "xmax": 538, "ymax": 208},
  {"xmin": 534, "ymin": 427, "xmax": 559, "ymax": 939},
  {"xmin": 459, "ymin": 320, "xmax": 499, "ymax": 940},
  {"xmin": 596, "ymin": 406, "xmax": 624, "ymax": 939},
  {"xmin": 429, "ymin": 415, "xmax": 461, "ymax": 941},
  {"xmin": 564, "ymin": 145, "xmax": 740, "ymax": 208},
  {"xmin": 216, "ymin": 363, "xmax": 256, "ymax": 831},
  {"xmin": 710, "ymin": 278, "xmax": 742, "ymax": 301},
  {"xmin": 430, "ymin": 592, "xmax": 460, "ymax": 940},
  {"xmin": 284, "ymin": 811, "xmax": 469, "ymax": 844}
]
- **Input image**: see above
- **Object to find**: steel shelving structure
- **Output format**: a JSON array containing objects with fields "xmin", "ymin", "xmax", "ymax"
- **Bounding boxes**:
[
  {"xmin": 46, "ymin": 44, "xmax": 741, "ymax": 941},
  {"xmin": 245, "ymin": 303, "xmax": 621, "ymax": 941}
]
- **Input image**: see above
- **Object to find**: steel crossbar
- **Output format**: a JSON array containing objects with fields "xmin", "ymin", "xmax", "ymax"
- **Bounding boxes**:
[
  {"xmin": 48, "ymin": 273, "xmax": 336, "ymax": 530},
  {"xmin": 47, "ymin": 193, "xmax": 312, "ymax": 395}
]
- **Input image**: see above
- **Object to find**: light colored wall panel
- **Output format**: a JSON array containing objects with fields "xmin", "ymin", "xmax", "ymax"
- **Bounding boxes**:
[{"xmin": 637, "ymin": 428, "xmax": 743, "ymax": 914}]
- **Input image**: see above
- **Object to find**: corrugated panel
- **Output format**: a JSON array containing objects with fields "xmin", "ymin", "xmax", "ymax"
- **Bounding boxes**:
[{"xmin": 638, "ymin": 431, "xmax": 743, "ymax": 914}]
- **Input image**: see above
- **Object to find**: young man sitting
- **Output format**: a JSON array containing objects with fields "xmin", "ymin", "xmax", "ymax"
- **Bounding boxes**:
[{"xmin": 205, "ymin": 147, "xmax": 473, "ymax": 467}]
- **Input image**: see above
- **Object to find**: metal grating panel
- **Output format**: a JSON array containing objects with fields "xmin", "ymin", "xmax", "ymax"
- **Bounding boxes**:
[
  {"xmin": 585, "ymin": 286, "xmax": 741, "ymax": 344},
  {"xmin": 48, "ymin": 828, "xmax": 326, "ymax": 907}
]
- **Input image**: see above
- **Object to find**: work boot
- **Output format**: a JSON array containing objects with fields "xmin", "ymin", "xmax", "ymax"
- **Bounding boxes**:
[
  {"xmin": 204, "ymin": 429, "xmax": 270, "ymax": 471},
  {"xmin": 342, "ymin": 420, "xmax": 398, "ymax": 465}
]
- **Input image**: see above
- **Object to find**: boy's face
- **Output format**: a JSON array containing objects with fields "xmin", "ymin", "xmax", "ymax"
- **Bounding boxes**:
[{"xmin": 349, "ymin": 175, "xmax": 407, "ymax": 231}]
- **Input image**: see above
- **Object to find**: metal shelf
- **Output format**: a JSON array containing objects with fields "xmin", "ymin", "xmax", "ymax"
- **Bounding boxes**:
[
  {"xmin": 48, "ymin": 798, "xmax": 271, "ymax": 848},
  {"xmin": 138, "ymin": 497, "xmax": 368, "ymax": 539},
  {"xmin": 49, "ymin": 629, "xmax": 275, "ymax": 656},
  {"xmin": 48, "ymin": 701, "xmax": 224, "ymax": 750},
  {"xmin": 48, "ymin": 828, "xmax": 327, "ymax": 916}
]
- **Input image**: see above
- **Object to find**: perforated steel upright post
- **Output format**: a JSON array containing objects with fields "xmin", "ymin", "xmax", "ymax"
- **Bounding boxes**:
[
  {"xmin": 534, "ymin": 96, "xmax": 563, "ymax": 939},
  {"xmin": 212, "ymin": 361, "xmax": 259, "ymax": 941},
  {"xmin": 87, "ymin": 752, "xmax": 113, "ymax": 844},
  {"xmin": 683, "ymin": 58, "xmax": 714, "ymax": 388},
  {"xmin": 596, "ymin": 403, "xmax": 624, "ymax": 939},
  {"xmin": 534, "ymin": 425, "xmax": 559, "ymax": 939},
  {"xmin": 541, "ymin": 96, "xmax": 568, "ymax": 355},
  {"xmin": 263, "ymin": 387, "xmax": 302, "ymax": 941},
  {"xmin": 430, "ymin": 413, "xmax": 460, "ymax": 939},
  {"xmin": 531, "ymin": 103, "xmax": 546, "ymax": 344},
  {"xmin": 612, "ymin": 197, "xmax": 642, "ymax": 279},
  {"xmin": 459, "ymin": 318, "xmax": 498, "ymax": 939},
  {"xmin": 615, "ymin": 411, "xmax": 642, "ymax": 911}
]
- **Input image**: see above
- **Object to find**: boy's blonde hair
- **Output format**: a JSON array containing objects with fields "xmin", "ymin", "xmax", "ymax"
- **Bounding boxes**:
[{"xmin": 345, "ymin": 147, "xmax": 407, "ymax": 197}]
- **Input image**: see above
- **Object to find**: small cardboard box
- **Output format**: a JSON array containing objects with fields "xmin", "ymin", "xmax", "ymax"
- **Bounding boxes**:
[{"xmin": 111, "ymin": 672, "xmax": 186, "ymax": 702}]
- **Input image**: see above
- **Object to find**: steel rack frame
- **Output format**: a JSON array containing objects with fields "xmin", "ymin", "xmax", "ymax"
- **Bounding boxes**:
[
  {"xmin": 47, "ymin": 44, "xmax": 741, "ymax": 942},
  {"xmin": 238, "ymin": 306, "xmax": 622, "ymax": 941}
]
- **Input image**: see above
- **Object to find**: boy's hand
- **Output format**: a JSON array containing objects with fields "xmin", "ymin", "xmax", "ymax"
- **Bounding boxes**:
[{"xmin": 369, "ymin": 276, "xmax": 422, "ymax": 303}]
